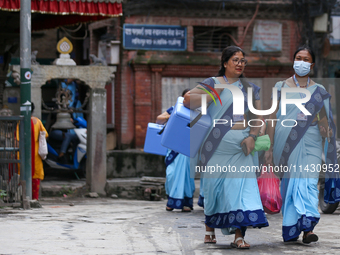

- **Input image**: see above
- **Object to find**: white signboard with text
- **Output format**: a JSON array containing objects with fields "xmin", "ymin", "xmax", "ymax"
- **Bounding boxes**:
[{"xmin": 251, "ymin": 21, "xmax": 282, "ymax": 52}]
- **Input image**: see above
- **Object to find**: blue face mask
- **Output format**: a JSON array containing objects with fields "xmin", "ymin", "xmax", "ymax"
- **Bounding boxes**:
[{"xmin": 293, "ymin": 61, "xmax": 312, "ymax": 77}]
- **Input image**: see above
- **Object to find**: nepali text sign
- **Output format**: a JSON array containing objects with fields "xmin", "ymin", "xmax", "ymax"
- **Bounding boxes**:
[
  {"xmin": 123, "ymin": 24, "xmax": 187, "ymax": 51},
  {"xmin": 251, "ymin": 21, "xmax": 282, "ymax": 52}
]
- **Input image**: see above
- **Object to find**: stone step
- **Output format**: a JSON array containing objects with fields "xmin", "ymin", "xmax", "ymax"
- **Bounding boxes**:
[
  {"xmin": 41, "ymin": 179, "xmax": 86, "ymax": 197},
  {"xmin": 41, "ymin": 177, "xmax": 201, "ymax": 200}
]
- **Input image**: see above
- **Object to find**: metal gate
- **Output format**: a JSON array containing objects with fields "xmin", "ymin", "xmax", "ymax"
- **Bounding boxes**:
[{"xmin": 0, "ymin": 116, "xmax": 24, "ymax": 205}]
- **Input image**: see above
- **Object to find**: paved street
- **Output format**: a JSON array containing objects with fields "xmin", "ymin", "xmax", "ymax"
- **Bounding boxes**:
[{"xmin": 1, "ymin": 197, "xmax": 340, "ymax": 255}]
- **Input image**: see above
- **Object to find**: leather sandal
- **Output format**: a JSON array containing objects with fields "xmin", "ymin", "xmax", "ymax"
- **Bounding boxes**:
[
  {"xmin": 182, "ymin": 206, "xmax": 191, "ymax": 212},
  {"xmin": 302, "ymin": 232, "xmax": 318, "ymax": 244},
  {"xmin": 204, "ymin": 231, "xmax": 217, "ymax": 244},
  {"xmin": 230, "ymin": 237, "xmax": 250, "ymax": 249}
]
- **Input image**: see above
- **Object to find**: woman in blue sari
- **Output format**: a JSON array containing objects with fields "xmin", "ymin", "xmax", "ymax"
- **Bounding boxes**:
[
  {"xmin": 265, "ymin": 46, "xmax": 338, "ymax": 243},
  {"xmin": 156, "ymin": 89, "xmax": 195, "ymax": 212},
  {"xmin": 184, "ymin": 46, "xmax": 268, "ymax": 249}
]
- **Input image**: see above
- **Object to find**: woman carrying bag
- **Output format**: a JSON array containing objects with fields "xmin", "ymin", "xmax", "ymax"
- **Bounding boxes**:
[
  {"xmin": 17, "ymin": 102, "xmax": 48, "ymax": 200},
  {"xmin": 264, "ymin": 46, "xmax": 338, "ymax": 243},
  {"xmin": 31, "ymin": 103, "xmax": 48, "ymax": 200},
  {"xmin": 184, "ymin": 46, "xmax": 268, "ymax": 249}
]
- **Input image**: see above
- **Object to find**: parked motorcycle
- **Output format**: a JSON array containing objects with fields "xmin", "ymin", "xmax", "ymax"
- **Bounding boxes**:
[
  {"xmin": 44, "ymin": 117, "xmax": 87, "ymax": 178},
  {"xmin": 318, "ymin": 139, "xmax": 340, "ymax": 214}
]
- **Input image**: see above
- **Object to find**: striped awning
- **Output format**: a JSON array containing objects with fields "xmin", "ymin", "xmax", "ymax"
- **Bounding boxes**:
[{"xmin": 0, "ymin": 0, "xmax": 123, "ymax": 17}]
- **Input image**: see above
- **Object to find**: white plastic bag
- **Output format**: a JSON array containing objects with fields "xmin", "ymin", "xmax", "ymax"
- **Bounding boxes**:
[{"xmin": 38, "ymin": 131, "xmax": 48, "ymax": 160}]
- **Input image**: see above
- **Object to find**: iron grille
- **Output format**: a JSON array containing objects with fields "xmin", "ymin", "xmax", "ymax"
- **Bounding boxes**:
[
  {"xmin": 0, "ymin": 116, "xmax": 24, "ymax": 204},
  {"xmin": 193, "ymin": 26, "xmax": 236, "ymax": 52}
]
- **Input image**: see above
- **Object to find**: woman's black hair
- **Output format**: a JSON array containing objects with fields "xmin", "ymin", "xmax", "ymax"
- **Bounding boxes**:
[
  {"xmin": 217, "ymin": 46, "xmax": 246, "ymax": 77},
  {"xmin": 293, "ymin": 45, "xmax": 315, "ymax": 63},
  {"xmin": 31, "ymin": 102, "xmax": 35, "ymax": 114},
  {"xmin": 217, "ymin": 45, "xmax": 253, "ymax": 94},
  {"xmin": 181, "ymin": 88, "xmax": 190, "ymax": 97}
]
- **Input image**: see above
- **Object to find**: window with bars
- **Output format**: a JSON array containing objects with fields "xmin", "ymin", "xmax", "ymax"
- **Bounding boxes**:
[{"xmin": 193, "ymin": 26, "xmax": 237, "ymax": 52}]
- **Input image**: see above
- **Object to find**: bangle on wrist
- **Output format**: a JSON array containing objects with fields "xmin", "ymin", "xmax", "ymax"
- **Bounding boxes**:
[{"xmin": 248, "ymin": 134, "xmax": 257, "ymax": 141}]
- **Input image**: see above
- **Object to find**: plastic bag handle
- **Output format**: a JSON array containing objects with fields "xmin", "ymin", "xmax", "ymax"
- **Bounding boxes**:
[
  {"xmin": 188, "ymin": 113, "xmax": 202, "ymax": 128},
  {"xmin": 187, "ymin": 100, "xmax": 213, "ymax": 128}
]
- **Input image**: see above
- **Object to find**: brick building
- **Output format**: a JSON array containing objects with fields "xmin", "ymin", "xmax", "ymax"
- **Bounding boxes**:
[
  {"xmin": 89, "ymin": 0, "xmax": 299, "ymax": 148},
  {"xmin": 88, "ymin": 0, "xmax": 303, "ymax": 149}
]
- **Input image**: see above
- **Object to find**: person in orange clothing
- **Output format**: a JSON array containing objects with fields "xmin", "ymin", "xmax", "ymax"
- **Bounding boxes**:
[
  {"xmin": 17, "ymin": 102, "xmax": 48, "ymax": 200},
  {"xmin": 30, "ymin": 102, "xmax": 48, "ymax": 200}
]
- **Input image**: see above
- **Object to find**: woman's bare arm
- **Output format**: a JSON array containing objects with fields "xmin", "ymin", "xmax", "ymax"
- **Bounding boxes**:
[
  {"xmin": 318, "ymin": 105, "xmax": 333, "ymax": 138},
  {"xmin": 263, "ymin": 101, "xmax": 280, "ymax": 164},
  {"xmin": 240, "ymin": 100, "xmax": 262, "ymax": 155},
  {"xmin": 183, "ymin": 86, "xmax": 223, "ymax": 109},
  {"xmin": 249, "ymin": 100, "xmax": 263, "ymax": 137},
  {"xmin": 156, "ymin": 111, "xmax": 170, "ymax": 125}
]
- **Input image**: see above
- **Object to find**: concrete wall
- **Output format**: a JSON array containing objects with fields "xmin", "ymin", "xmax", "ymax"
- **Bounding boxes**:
[
  {"xmin": 87, "ymin": 88, "xmax": 107, "ymax": 195},
  {"xmin": 106, "ymin": 150, "xmax": 166, "ymax": 178},
  {"xmin": 12, "ymin": 65, "xmax": 116, "ymax": 195}
]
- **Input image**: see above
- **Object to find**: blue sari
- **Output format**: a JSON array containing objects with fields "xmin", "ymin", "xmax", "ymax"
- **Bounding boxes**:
[
  {"xmin": 272, "ymin": 81, "xmax": 338, "ymax": 242},
  {"xmin": 200, "ymin": 77, "xmax": 268, "ymax": 236},
  {"xmin": 165, "ymin": 151, "xmax": 195, "ymax": 209},
  {"xmin": 197, "ymin": 178, "xmax": 205, "ymax": 208},
  {"xmin": 165, "ymin": 106, "xmax": 195, "ymax": 209}
]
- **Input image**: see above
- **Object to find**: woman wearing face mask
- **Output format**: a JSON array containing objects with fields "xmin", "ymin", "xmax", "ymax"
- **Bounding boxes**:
[
  {"xmin": 264, "ymin": 46, "xmax": 338, "ymax": 243},
  {"xmin": 184, "ymin": 46, "xmax": 269, "ymax": 249}
]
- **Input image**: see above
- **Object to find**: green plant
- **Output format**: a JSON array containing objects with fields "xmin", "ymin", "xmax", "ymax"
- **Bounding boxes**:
[
  {"xmin": 59, "ymin": 186, "xmax": 73, "ymax": 196},
  {"xmin": 0, "ymin": 190, "xmax": 7, "ymax": 199}
]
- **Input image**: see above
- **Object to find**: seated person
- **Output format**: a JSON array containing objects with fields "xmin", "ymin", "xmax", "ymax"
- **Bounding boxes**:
[
  {"xmin": 49, "ymin": 120, "xmax": 80, "ymax": 164},
  {"xmin": 49, "ymin": 115, "xmax": 87, "ymax": 164}
]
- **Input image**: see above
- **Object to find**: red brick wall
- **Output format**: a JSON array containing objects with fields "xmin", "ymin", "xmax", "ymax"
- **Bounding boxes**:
[
  {"xmin": 131, "ymin": 64, "xmax": 295, "ymax": 147},
  {"xmin": 119, "ymin": 51, "xmax": 136, "ymax": 148},
  {"xmin": 112, "ymin": 18, "xmax": 123, "ymax": 147},
  {"xmin": 133, "ymin": 64, "xmax": 152, "ymax": 147},
  {"xmin": 125, "ymin": 16, "xmax": 297, "ymax": 59},
  {"xmin": 119, "ymin": 16, "xmax": 300, "ymax": 148}
]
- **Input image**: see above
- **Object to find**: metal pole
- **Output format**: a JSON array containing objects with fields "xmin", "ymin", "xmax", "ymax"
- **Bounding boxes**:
[{"xmin": 20, "ymin": 0, "xmax": 32, "ymax": 200}]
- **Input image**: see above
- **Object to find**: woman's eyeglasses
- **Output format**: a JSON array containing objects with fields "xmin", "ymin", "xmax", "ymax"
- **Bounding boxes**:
[{"xmin": 232, "ymin": 58, "xmax": 248, "ymax": 66}]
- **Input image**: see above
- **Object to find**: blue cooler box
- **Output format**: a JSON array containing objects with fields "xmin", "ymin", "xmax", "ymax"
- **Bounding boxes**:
[
  {"xmin": 144, "ymin": 123, "xmax": 168, "ymax": 156},
  {"xmin": 161, "ymin": 97, "xmax": 211, "ymax": 158}
]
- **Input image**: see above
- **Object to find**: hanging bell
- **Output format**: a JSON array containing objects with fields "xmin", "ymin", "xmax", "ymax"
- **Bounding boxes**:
[{"xmin": 51, "ymin": 112, "xmax": 76, "ymax": 129}]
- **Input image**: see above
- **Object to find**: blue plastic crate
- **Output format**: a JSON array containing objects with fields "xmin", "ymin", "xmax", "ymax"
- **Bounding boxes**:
[
  {"xmin": 161, "ymin": 97, "xmax": 211, "ymax": 158},
  {"xmin": 144, "ymin": 123, "xmax": 168, "ymax": 156}
]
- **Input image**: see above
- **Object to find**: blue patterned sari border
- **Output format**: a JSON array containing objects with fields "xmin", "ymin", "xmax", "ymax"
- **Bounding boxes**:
[
  {"xmin": 282, "ymin": 215, "xmax": 319, "ymax": 242},
  {"xmin": 205, "ymin": 209, "xmax": 269, "ymax": 229}
]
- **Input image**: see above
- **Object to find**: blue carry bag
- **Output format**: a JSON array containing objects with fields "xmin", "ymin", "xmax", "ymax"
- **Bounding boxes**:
[
  {"xmin": 161, "ymin": 97, "xmax": 212, "ymax": 158},
  {"xmin": 144, "ymin": 123, "xmax": 168, "ymax": 156}
]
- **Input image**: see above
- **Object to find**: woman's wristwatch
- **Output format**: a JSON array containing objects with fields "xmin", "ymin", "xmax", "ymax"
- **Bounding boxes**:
[{"xmin": 248, "ymin": 134, "xmax": 257, "ymax": 141}]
